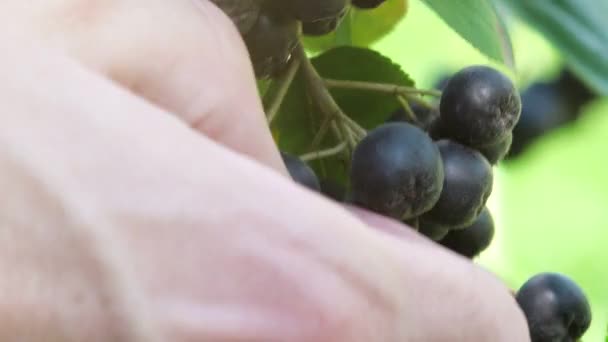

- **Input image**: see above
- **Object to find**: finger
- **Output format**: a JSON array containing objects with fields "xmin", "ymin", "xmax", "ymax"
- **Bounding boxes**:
[
  {"xmin": 0, "ymin": 44, "xmax": 528, "ymax": 341},
  {"xmin": 19, "ymin": 0, "xmax": 286, "ymax": 173}
]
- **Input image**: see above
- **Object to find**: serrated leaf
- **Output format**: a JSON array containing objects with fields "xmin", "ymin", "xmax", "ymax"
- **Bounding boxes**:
[
  {"xmin": 272, "ymin": 46, "xmax": 414, "ymax": 186},
  {"xmin": 502, "ymin": 0, "xmax": 608, "ymax": 95},
  {"xmin": 420, "ymin": 0, "xmax": 514, "ymax": 68},
  {"xmin": 303, "ymin": 0, "xmax": 409, "ymax": 52}
]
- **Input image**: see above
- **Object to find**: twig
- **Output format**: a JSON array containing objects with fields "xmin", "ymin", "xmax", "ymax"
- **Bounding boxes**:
[
  {"xmin": 265, "ymin": 57, "xmax": 302, "ymax": 124},
  {"xmin": 324, "ymin": 78, "xmax": 442, "ymax": 97},
  {"xmin": 300, "ymin": 141, "xmax": 348, "ymax": 162}
]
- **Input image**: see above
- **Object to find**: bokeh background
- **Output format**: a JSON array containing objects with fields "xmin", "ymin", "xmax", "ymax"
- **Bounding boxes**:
[{"xmin": 372, "ymin": 1, "xmax": 608, "ymax": 340}]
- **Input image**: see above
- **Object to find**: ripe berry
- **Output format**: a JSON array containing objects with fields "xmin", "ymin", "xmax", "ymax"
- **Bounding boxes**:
[
  {"xmin": 439, "ymin": 65, "xmax": 522, "ymax": 146},
  {"xmin": 418, "ymin": 219, "xmax": 449, "ymax": 241},
  {"xmin": 352, "ymin": 0, "xmax": 387, "ymax": 9},
  {"xmin": 281, "ymin": 0, "xmax": 348, "ymax": 22},
  {"xmin": 243, "ymin": 9, "xmax": 299, "ymax": 79},
  {"xmin": 476, "ymin": 132, "xmax": 512, "ymax": 165},
  {"xmin": 319, "ymin": 179, "xmax": 346, "ymax": 202},
  {"xmin": 439, "ymin": 207, "xmax": 494, "ymax": 258},
  {"xmin": 350, "ymin": 122, "xmax": 444, "ymax": 220},
  {"xmin": 281, "ymin": 152, "xmax": 320, "ymax": 191},
  {"xmin": 516, "ymin": 273, "xmax": 592, "ymax": 342},
  {"xmin": 422, "ymin": 140, "xmax": 493, "ymax": 228},
  {"xmin": 302, "ymin": 7, "xmax": 347, "ymax": 36}
]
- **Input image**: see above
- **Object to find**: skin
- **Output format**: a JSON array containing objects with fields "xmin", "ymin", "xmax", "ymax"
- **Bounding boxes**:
[{"xmin": 0, "ymin": 1, "xmax": 530, "ymax": 341}]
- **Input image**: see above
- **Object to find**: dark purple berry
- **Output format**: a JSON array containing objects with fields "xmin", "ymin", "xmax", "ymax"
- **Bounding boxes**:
[
  {"xmin": 352, "ymin": 0, "xmax": 387, "ymax": 9},
  {"xmin": 281, "ymin": 152, "xmax": 320, "ymax": 191},
  {"xmin": 439, "ymin": 65, "xmax": 522, "ymax": 146},
  {"xmin": 439, "ymin": 207, "xmax": 494, "ymax": 258},
  {"xmin": 422, "ymin": 140, "xmax": 493, "ymax": 228},
  {"xmin": 516, "ymin": 273, "xmax": 592, "ymax": 342},
  {"xmin": 477, "ymin": 132, "xmax": 512, "ymax": 165},
  {"xmin": 350, "ymin": 122, "xmax": 444, "ymax": 220}
]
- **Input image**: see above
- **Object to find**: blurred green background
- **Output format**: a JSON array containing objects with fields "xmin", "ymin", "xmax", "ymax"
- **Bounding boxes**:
[{"xmin": 372, "ymin": 1, "xmax": 608, "ymax": 340}]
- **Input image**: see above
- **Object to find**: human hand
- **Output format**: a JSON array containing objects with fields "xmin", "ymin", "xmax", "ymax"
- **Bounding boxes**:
[{"xmin": 0, "ymin": 1, "xmax": 530, "ymax": 341}]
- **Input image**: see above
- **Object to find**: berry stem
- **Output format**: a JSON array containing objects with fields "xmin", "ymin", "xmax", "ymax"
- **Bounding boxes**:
[
  {"xmin": 295, "ymin": 44, "xmax": 367, "ymax": 143},
  {"xmin": 396, "ymin": 95, "xmax": 420, "ymax": 124},
  {"xmin": 265, "ymin": 57, "xmax": 302, "ymax": 124},
  {"xmin": 300, "ymin": 141, "xmax": 348, "ymax": 162},
  {"xmin": 324, "ymin": 79, "xmax": 442, "ymax": 97}
]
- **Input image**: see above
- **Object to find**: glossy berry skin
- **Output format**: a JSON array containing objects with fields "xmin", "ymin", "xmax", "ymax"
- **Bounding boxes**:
[
  {"xmin": 476, "ymin": 132, "xmax": 512, "ymax": 165},
  {"xmin": 439, "ymin": 207, "xmax": 494, "ymax": 258},
  {"xmin": 516, "ymin": 273, "xmax": 592, "ymax": 342},
  {"xmin": 302, "ymin": 7, "xmax": 347, "ymax": 36},
  {"xmin": 281, "ymin": 153, "xmax": 320, "ymax": 191},
  {"xmin": 422, "ymin": 140, "xmax": 493, "ymax": 228},
  {"xmin": 439, "ymin": 65, "xmax": 522, "ymax": 146},
  {"xmin": 352, "ymin": 0, "xmax": 386, "ymax": 9},
  {"xmin": 243, "ymin": 9, "xmax": 299, "ymax": 79},
  {"xmin": 350, "ymin": 122, "xmax": 444, "ymax": 220}
]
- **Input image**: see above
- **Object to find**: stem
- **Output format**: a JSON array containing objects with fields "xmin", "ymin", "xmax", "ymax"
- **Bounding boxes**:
[
  {"xmin": 265, "ymin": 57, "xmax": 302, "ymax": 124},
  {"xmin": 308, "ymin": 115, "xmax": 334, "ymax": 151},
  {"xmin": 397, "ymin": 95, "xmax": 419, "ymax": 124},
  {"xmin": 300, "ymin": 141, "xmax": 348, "ymax": 162},
  {"xmin": 403, "ymin": 94, "xmax": 437, "ymax": 111},
  {"xmin": 296, "ymin": 45, "xmax": 367, "ymax": 143},
  {"xmin": 324, "ymin": 79, "xmax": 442, "ymax": 97}
]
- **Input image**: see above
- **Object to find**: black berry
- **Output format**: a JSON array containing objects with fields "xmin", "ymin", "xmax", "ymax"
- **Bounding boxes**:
[
  {"xmin": 319, "ymin": 179, "xmax": 346, "ymax": 202},
  {"xmin": 282, "ymin": 0, "xmax": 348, "ymax": 22},
  {"xmin": 439, "ymin": 207, "xmax": 494, "ymax": 258},
  {"xmin": 243, "ymin": 9, "xmax": 299, "ymax": 79},
  {"xmin": 439, "ymin": 65, "xmax": 522, "ymax": 146},
  {"xmin": 350, "ymin": 122, "xmax": 444, "ymax": 220},
  {"xmin": 422, "ymin": 140, "xmax": 493, "ymax": 228},
  {"xmin": 281, "ymin": 152, "xmax": 320, "ymax": 191},
  {"xmin": 418, "ymin": 219, "xmax": 450, "ymax": 241},
  {"xmin": 352, "ymin": 0, "xmax": 387, "ymax": 9},
  {"xmin": 516, "ymin": 273, "xmax": 592, "ymax": 342},
  {"xmin": 476, "ymin": 132, "xmax": 512, "ymax": 165},
  {"xmin": 302, "ymin": 7, "xmax": 347, "ymax": 36}
]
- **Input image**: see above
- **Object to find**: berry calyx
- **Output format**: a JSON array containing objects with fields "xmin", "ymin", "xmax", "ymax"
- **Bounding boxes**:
[
  {"xmin": 302, "ymin": 7, "xmax": 347, "ymax": 36},
  {"xmin": 516, "ymin": 273, "xmax": 592, "ymax": 342},
  {"xmin": 350, "ymin": 122, "xmax": 444, "ymax": 220},
  {"xmin": 439, "ymin": 65, "xmax": 522, "ymax": 146},
  {"xmin": 476, "ymin": 132, "xmax": 512, "ymax": 165}
]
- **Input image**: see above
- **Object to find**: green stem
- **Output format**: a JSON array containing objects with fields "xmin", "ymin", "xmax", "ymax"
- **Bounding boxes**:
[
  {"xmin": 296, "ymin": 45, "xmax": 367, "ymax": 143},
  {"xmin": 300, "ymin": 141, "xmax": 348, "ymax": 162},
  {"xmin": 265, "ymin": 57, "xmax": 302, "ymax": 124},
  {"xmin": 396, "ymin": 95, "xmax": 420, "ymax": 124},
  {"xmin": 324, "ymin": 78, "xmax": 442, "ymax": 97}
]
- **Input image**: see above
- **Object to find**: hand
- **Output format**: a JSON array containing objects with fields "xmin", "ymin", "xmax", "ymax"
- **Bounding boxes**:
[{"xmin": 0, "ymin": 1, "xmax": 530, "ymax": 341}]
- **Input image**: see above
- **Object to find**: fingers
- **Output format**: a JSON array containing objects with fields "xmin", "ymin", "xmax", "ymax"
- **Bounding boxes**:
[
  {"xmin": 3, "ymin": 0, "xmax": 286, "ymax": 173},
  {"xmin": 0, "ymin": 36, "xmax": 529, "ymax": 341}
]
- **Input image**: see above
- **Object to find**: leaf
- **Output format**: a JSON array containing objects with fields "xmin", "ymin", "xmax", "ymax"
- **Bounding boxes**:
[
  {"xmin": 420, "ymin": 0, "xmax": 514, "ymax": 68},
  {"xmin": 502, "ymin": 0, "xmax": 608, "ymax": 95},
  {"xmin": 272, "ymin": 46, "xmax": 414, "ymax": 185},
  {"xmin": 303, "ymin": 0, "xmax": 409, "ymax": 52}
]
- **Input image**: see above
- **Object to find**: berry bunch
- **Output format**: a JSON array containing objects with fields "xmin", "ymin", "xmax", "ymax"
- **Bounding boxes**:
[{"xmin": 211, "ymin": 2, "xmax": 593, "ymax": 340}]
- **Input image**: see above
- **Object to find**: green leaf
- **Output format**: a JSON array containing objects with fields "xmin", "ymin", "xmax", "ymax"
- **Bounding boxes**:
[
  {"xmin": 272, "ymin": 46, "xmax": 414, "ymax": 185},
  {"xmin": 420, "ymin": 0, "xmax": 514, "ymax": 68},
  {"xmin": 502, "ymin": 0, "xmax": 608, "ymax": 95},
  {"xmin": 303, "ymin": 0, "xmax": 409, "ymax": 52}
]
